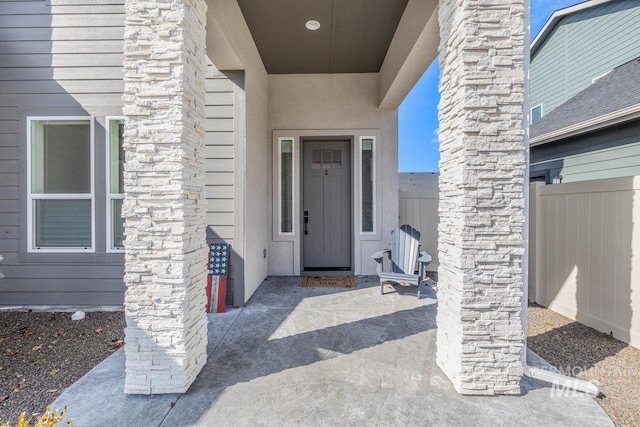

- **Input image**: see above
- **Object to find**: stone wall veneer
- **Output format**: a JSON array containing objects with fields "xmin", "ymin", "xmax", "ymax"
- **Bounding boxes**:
[
  {"xmin": 436, "ymin": 0, "xmax": 527, "ymax": 395},
  {"xmin": 122, "ymin": 0, "xmax": 209, "ymax": 394}
]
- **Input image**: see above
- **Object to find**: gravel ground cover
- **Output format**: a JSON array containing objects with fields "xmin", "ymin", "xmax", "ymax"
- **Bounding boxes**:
[
  {"xmin": 528, "ymin": 302, "xmax": 640, "ymax": 427},
  {"xmin": 0, "ymin": 310, "xmax": 125, "ymax": 424}
]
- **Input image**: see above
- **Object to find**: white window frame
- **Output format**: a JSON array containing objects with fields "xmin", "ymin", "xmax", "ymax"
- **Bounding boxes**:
[
  {"xmin": 278, "ymin": 137, "xmax": 295, "ymax": 235},
  {"xmin": 26, "ymin": 116, "xmax": 95, "ymax": 253},
  {"xmin": 359, "ymin": 136, "xmax": 376, "ymax": 235},
  {"xmin": 106, "ymin": 116, "xmax": 125, "ymax": 253},
  {"xmin": 530, "ymin": 104, "xmax": 543, "ymax": 124}
]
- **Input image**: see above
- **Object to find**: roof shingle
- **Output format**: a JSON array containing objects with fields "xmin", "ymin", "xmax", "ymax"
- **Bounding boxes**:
[{"xmin": 530, "ymin": 57, "xmax": 640, "ymax": 141}]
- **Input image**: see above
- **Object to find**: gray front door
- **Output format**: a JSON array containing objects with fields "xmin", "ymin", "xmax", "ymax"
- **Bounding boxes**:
[{"xmin": 303, "ymin": 140, "xmax": 351, "ymax": 270}]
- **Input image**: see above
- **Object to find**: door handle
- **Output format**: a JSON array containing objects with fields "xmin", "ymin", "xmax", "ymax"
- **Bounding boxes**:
[{"xmin": 304, "ymin": 211, "xmax": 309, "ymax": 235}]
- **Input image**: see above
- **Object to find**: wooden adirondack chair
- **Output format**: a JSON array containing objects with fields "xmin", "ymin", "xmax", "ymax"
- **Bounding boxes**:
[{"xmin": 371, "ymin": 224, "xmax": 432, "ymax": 298}]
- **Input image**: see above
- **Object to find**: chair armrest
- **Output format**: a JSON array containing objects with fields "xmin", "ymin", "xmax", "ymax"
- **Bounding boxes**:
[
  {"xmin": 418, "ymin": 251, "xmax": 432, "ymax": 265},
  {"xmin": 371, "ymin": 249, "xmax": 390, "ymax": 262},
  {"xmin": 372, "ymin": 249, "xmax": 390, "ymax": 276},
  {"xmin": 417, "ymin": 251, "xmax": 432, "ymax": 281}
]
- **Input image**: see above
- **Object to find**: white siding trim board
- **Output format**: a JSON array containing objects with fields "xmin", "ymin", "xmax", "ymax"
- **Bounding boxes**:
[{"xmin": 531, "ymin": 105, "xmax": 640, "ymax": 146}]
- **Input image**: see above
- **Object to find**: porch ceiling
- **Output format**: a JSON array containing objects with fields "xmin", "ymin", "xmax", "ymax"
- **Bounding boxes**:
[{"xmin": 235, "ymin": 0, "xmax": 409, "ymax": 74}]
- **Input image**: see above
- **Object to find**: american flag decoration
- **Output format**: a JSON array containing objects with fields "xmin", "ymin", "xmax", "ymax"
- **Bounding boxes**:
[{"xmin": 206, "ymin": 243, "xmax": 229, "ymax": 313}]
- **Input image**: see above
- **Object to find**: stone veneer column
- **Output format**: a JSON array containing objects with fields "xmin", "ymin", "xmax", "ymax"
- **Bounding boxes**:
[
  {"xmin": 122, "ymin": 0, "xmax": 209, "ymax": 394},
  {"xmin": 436, "ymin": 0, "xmax": 527, "ymax": 395}
]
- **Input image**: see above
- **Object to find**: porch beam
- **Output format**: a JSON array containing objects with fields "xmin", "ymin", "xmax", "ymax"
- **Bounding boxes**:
[
  {"xmin": 122, "ymin": 0, "xmax": 209, "ymax": 394},
  {"xmin": 378, "ymin": 0, "xmax": 439, "ymax": 109},
  {"xmin": 435, "ymin": 0, "xmax": 527, "ymax": 395}
]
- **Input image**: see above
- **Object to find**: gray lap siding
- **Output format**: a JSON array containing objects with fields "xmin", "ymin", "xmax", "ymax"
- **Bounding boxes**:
[{"xmin": 0, "ymin": 0, "xmax": 238, "ymax": 306}]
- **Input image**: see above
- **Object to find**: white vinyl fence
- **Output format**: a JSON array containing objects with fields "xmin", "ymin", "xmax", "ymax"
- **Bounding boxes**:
[
  {"xmin": 399, "ymin": 190, "xmax": 439, "ymax": 270},
  {"xmin": 399, "ymin": 176, "xmax": 640, "ymax": 349},
  {"xmin": 529, "ymin": 177, "xmax": 640, "ymax": 349}
]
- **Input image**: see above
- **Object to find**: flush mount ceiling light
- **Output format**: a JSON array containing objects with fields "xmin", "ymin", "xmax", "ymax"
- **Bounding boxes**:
[{"xmin": 305, "ymin": 20, "xmax": 321, "ymax": 31}]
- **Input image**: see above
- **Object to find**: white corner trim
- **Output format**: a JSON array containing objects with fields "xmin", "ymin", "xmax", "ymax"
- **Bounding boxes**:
[{"xmin": 530, "ymin": 104, "xmax": 640, "ymax": 147}]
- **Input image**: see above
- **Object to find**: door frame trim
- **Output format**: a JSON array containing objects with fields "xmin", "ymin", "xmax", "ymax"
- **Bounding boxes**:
[{"xmin": 271, "ymin": 129, "xmax": 383, "ymax": 276}]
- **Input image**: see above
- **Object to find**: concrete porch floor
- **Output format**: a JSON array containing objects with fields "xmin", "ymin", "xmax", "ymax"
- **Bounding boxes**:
[{"xmin": 52, "ymin": 276, "xmax": 612, "ymax": 426}]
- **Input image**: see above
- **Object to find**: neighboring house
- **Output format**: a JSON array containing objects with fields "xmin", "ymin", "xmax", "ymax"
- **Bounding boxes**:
[
  {"xmin": 530, "ymin": 0, "xmax": 640, "ymax": 124},
  {"xmin": 531, "ymin": 57, "xmax": 640, "ymax": 183},
  {"xmin": 0, "ymin": 0, "xmax": 529, "ymax": 397},
  {"xmin": 526, "ymin": 0, "xmax": 640, "ymax": 353},
  {"xmin": 529, "ymin": 0, "xmax": 640, "ymax": 184}
]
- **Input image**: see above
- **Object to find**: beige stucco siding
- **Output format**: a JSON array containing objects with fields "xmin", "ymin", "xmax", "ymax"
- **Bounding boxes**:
[
  {"xmin": 268, "ymin": 73, "xmax": 398, "ymax": 276},
  {"xmin": 205, "ymin": 0, "xmax": 270, "ymax": 304}
]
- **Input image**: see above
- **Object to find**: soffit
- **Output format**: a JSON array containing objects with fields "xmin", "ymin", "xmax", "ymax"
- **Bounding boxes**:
[{"xmin": 236, "ymin": 0, "xmax": 409, "ymax": 74}]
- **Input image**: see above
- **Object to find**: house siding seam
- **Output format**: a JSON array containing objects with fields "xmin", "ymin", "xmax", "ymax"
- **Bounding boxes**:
[
  {"xmin": 436, "ymin": 0, "xmax": 526, "ymax": 395},
  {"xmin": 122, "ymin": 0, "xmax": 208, "ymax": 394}
]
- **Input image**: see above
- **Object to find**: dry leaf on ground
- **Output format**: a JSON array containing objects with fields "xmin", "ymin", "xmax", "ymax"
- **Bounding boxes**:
[{"xmin": 109, "ymin": 339, "xmax": 124, "ymax": 348}]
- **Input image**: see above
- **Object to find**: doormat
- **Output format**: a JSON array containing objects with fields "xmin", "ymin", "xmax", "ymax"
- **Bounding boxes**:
[{"xmin": 301, "ymin": 276, "xmax": 357, "ymax": 288}]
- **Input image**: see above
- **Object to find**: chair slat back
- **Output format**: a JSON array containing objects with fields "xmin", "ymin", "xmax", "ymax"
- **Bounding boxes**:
[{"xmin": 390, "ymin": 224, "xmax": 421, "ymax": 274}]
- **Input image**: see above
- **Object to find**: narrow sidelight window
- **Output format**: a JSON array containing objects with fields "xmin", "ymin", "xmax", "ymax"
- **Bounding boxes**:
[
  {"xmin": 28, "ymin": 118, "xmax": 94, "ymax": 251},
  {"xmin": 279, "ymin": 138, "xmax": 294, "ymax": 234},
  {"xmin": 361, "ymin": 137, "xmax": 375, "ymax": 233},
  {"xmin": 107, "ymin": 118, "xmax": 125, "ymax": 251}
]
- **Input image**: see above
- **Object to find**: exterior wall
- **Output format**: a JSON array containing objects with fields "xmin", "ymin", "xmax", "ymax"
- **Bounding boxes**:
[
  {"xmin": 268, "ymin": 73, "xmax": 398, "ymax": 276},
  {"xmin": 530, "ymin": 0, "xmax": 640, "ymax": 115},
  {"xmin": 531, "ymin": 119, "xmax": 640, "ymax": 183},
  {"xmin": 242, "ymin": 68, "xmax": 269, "ymax": 304},
  {"xmin": 204, "ymin": 66, "xmax": 242, "ymax": 305},
  {"xmin": 0, "ymin": 0, "xmax": 243, "ymax": 307},
  {"xmin": 529, "ymin": 178, "xmax": 640, "ymax": 349},
  {"xmin": 0, "ymin": 0, "xmax": 125, "ymax": 306},
  {"xmin": 205, "ymin": 0, "xmax": 270, "ymax": 305}
]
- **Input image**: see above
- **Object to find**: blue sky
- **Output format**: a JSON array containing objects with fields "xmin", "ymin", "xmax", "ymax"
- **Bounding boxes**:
[{"xmin": 398, "ymin": 0, "xmax": 584, "ymax": 172}]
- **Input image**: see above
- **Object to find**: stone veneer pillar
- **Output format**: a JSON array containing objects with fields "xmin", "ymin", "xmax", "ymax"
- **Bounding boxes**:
[
  {"xmin": 436, "ymin": 0, "xmax": 527, "ymax": 395},
  {"xmin": 122, "ymin": 0, "xmax": 209, "ymax": 394}
]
